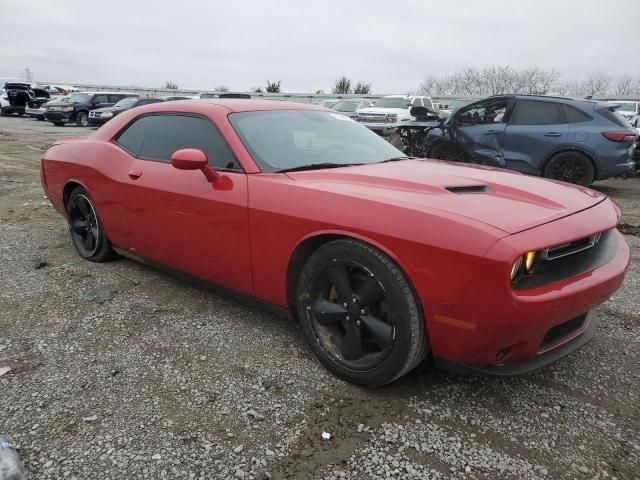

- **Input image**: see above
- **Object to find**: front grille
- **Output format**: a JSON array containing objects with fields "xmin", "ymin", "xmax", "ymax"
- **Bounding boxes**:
[
  {"xmin": 358, "ymin": 113, "xmax": 388, "ymax": 123},
  {"xmin": 539, "ymin": 314, "xmax": 588, "ymax": 352},
  {"xmin": 542, "ymin": 233, "xmax": 601, "ymax": 261}
]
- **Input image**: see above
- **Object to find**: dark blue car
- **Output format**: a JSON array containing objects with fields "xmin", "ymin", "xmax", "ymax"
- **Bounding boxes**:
[{"xmin": 426, "ymin": 95, "xmax": 637, "ymax": 185}]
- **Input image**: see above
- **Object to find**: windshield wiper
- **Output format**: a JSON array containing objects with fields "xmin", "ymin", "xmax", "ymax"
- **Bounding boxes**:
[
  {"xmin": 276, "ymin": 162, "xmax": 361, "ymax": 173},
  {"xmin": 378, "ymin": 156, "xmax": 411, "ymax": 163}
]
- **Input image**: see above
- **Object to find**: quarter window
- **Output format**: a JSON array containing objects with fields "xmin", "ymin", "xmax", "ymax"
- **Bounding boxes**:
[
  {"xmin": 115, "ymin": 114, "xmax": 239, "ymax": 170},
  {"xmin": 562, "ymin": 104, "xmax": 592, "ymax": 124},
  {"xmin": 510, "ymin": 100, "xmax": 564, "ymax": 125}
]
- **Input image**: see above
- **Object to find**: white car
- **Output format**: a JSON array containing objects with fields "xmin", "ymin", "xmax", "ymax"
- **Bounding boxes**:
[
  {"xmin": 355, "ymin": 95, "xmax": 434, "ymax": 136},
  {"xmin": 0, "ymin": 88, "xmax": 9, "ymax": 115},
  {"xmin": 608, "ymin": 100, "xmax": 639, "ymax": 127}
]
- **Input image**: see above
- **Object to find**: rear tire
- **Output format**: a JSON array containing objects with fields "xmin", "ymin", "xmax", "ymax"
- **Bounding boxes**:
[
  {"xmin": 296, "ymin": 239, "xmax": 428, "ymax": 387},
  {"xmin": 429, "ymin": 141, "xmax": 468, "ymax": 162},
  {"xmin": 66, "ymin": 187, "xmax": 116, "ymax": 262},
  {"xmin": 76, "ymin": 111, "xmax": 89, "ymax": 127},
  {"xmin": 544, "ymin": 151, "xmax": 594, "ymax": 186}
]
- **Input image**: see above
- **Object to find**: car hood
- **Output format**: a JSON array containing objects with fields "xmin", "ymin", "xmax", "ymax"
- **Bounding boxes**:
[
  {"xmin": 356, "ymin": 107, "xmax": 409, "ymax": 114},
  {"xmin": 285, "ymin": 160, "xmax": 606, "ymax": 234}
]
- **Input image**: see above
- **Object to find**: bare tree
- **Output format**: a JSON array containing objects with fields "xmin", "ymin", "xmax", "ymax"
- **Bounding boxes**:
[
  {"xmin": 613, "ymin": 75, "xmax": 635, "ymax": 96},
  {"xmin": 332, "ymin": 76, "xmax": 352, "ymax": 94},
  {"xmin": 213, "ymin": 84, "xmax": 229, "ymax": 92},
  {"xmin": 582, "ymin": 71, "xmax": 611, "ymax": 97},
  {"xmin": 163, "ymin": 80, "xmax": 178, "ymax": 90},
  {"xmin": 20, "ymin": 68, "xmax": 34, "ymax": 82}
]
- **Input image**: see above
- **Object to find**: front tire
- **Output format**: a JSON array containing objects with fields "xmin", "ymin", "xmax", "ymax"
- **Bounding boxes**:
[
  {"xmin": 544, "ymin": 151, "xmax": 594, "ymax": 186},
  {"xmin": 66, "ymin": 187, "xmax": 115, "ymax": 262},
  {"xmin": 76, "ymin": 111, "xmax": 89, "ymax": 127},
  {"xmin": 296, "ymin": 239, "xmax": 428, "ymax": 387}
]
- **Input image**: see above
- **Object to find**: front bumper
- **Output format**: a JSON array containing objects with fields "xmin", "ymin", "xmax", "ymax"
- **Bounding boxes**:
[
  {"xmin": 45, "ymin": 110, "xmax": 74, "ymax": 123},
  {"xmin": 88, "ymin": 116, "xmax": 109, "ymax": 126},
  {"xmin": 426, "ymin": 199, "xmax": 629, "ymax": 374},
  {"xmin": 436, "ymin": 310, "xmax": 597, "ymax": 376},
  {"xmin": 26, "ymin": 107, "xmax": 46, "ymax": 117}
]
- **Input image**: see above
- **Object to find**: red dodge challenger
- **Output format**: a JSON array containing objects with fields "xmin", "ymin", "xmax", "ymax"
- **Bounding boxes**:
[{"xmin": 40, "ymin": 100, "xmax": 630, "ymax": 386}]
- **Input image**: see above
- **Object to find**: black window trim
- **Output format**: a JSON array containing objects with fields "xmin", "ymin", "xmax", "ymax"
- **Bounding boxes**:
[
  {"xmin": 508, "ymin": 99, "xmax": 567, "ymax": 126},
  {"xmin": 112, "ymin": 112, "xmax": 244, "ymax": 173}
]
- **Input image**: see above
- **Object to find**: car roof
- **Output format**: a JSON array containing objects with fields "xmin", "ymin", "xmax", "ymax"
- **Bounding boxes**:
[{"xmin": 74, "ymin": 91, "xmax": 138, "ymax": 95}]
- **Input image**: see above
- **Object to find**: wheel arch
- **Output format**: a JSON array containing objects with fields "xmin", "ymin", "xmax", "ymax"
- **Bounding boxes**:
[
  {"xmin": 62, "ymin": 180, "xmax": 88, "ymax": 208},
  {"xmin": 285, "ymin": 230, "xmax": 424, "ymax": 322}
]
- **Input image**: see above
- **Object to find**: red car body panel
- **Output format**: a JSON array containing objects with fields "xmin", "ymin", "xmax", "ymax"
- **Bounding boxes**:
[{"xmin": 40, "ymin": 100, "xmax": 630, "ymax": 373}]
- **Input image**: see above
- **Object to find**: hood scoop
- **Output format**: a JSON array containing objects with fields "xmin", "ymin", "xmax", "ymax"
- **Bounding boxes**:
[{"xmin": 445, "ymin": 185, "xmax": 491, "ymax": 194}]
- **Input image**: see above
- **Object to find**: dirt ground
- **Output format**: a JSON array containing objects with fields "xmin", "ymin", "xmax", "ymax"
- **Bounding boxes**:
[{"xmin": 0, "ymin": 115, "xmax": 638, "ymax": 480}]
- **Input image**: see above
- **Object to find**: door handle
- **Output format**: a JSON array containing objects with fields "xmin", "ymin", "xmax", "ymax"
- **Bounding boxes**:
[
  {"xmin": 485, "ymin": 130, "xmax": 500, "ymax": 135},
  {"xmin": 544, "ymin": 132, "xmax": 562, "ymax": 137},
  {"xmin": 128, "ymin": 169, "xmax": 142, "ymax": 179}
]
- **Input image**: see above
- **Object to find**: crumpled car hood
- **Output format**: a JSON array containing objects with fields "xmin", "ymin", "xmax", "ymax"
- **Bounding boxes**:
[{"xmin": 285, "ymin": 160, "xmax": 606, "ymax": 234}]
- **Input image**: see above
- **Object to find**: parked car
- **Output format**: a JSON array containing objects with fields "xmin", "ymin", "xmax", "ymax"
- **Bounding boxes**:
[
  {"xmin": 44, "ymin": 91, "xmax": 138, "ymax": 126},
  {"xmin": 88, "ymin": 97, "xmax": 164, "ymax": 126},
  {"xmin": 424, "ymin": 95, "xmax": 637, "ymax": 185},
  {"xmin": 314, "ymin": 99, "xmax": 341, "ymax": 108},
  {"xmin": 200, "ymin": 92, "xmax": 251, "ymax": 99},
  {"xmin": 438, "ymin": 98, "xmax": 482, "ymax": 119},
  {"xmin": 161, "ymin": 95, "xmax": 197, "ymax": 101},
  {"xmin": 608, "ymin": 100, "xmax": 639, "ymax": 127},
  {"xmin": 26, "ymin": 95, "xmax": 70, "ymax": 120},
  {"xmin": 355, "ymin": 95, "xmax": 434, "ymax": 136},
  {"xmin": 330, "ymin": 98, "xmax": 374, "ymax": 118},
  {"xmin": 0, "ymin": 82, "xmax": 39, "ymax": 116},
  {"xmin": 40, "ymin": 99, "xmax": 629, "ymax": 386}
]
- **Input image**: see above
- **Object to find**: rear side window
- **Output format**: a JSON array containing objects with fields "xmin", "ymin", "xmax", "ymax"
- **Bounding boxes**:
[
  {"xmin": 115, "ymin": 114, "xmax": 239, "ymax": 170},
  {"xmin": 562, "ymin": 104, "xmax": 592, "ymax": 123},
  {"xmin": 93, "ymin": 94, "xmax": 109, "ymax": 104},
  {"xmin": 510, "ymin": 100, "xmax": 564, "ymax": 125}
]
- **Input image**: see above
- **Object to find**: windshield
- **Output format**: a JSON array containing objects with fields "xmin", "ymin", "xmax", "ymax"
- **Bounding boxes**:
[
  {"xmin": 68, "ymin": 93, "xmax": 92, "ymax": 103},
  {"xmin": 332, "ymin": 100, "xmax": 359, "ymax": 112},
  {"xmin": 114, "ymin": 97, "xmax": 137, "ymax": 108},
  {"xmin": 373, "ymin": 97, "xmax": 411, "ymax": 109},
  {"xmin": 229, "ymin": 110, "xmax": 404, "ymax": 173}
]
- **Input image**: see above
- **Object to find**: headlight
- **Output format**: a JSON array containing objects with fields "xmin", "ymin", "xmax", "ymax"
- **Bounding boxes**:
[
  {"xmin": 510, "ymin": 256, "xmax": 523, "ymax": 281},
  {"xmin": 101, "ymin": 111, "xmax": 113, "ymax": 118},
  {"xmin": 62, "ymin": 106, "xmax": 74, "ymax": 112},
  {"xmin": 387, "ymin": 114, "xmax": 398, "ymax": 123},
  {"xmin": 510, "ymin": 251, "xmax": 537, "ymax": 281}
]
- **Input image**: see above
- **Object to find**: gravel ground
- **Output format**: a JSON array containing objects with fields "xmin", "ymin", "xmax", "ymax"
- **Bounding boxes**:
[{"xmin": 0, "ymin": 116, "xmax": 639, "ymax": 480}]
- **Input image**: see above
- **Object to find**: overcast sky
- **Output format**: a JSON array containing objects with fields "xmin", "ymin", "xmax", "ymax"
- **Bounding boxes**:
[{"xmin": 2, "ymin": 0, "xmax": 639, "ymax": 93}]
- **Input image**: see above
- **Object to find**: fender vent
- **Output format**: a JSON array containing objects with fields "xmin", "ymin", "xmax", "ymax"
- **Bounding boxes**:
[{"xmin": 445, "ymin": 185, "xmax": 491, "ymax": 194}]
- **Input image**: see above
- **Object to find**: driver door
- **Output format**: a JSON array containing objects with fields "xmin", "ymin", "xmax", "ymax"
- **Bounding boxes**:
[
  {"xmin": 451, "ymin": 98, "xmax": 512, "ymax": 167},
  {"xmin": 106, "ymin": 113, "xmax": 253, "ymax": 294}
]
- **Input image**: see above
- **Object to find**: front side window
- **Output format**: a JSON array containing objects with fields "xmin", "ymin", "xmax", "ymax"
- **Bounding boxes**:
[
  {"xmin": 93, "ymin": 94, "xmax": 109, "ymax": 104},
  {"xmin": 510, "ymin": 100, "xmax": 564, "ymax": 125},
  {"xmin": 228, "ymin": 110, "xmax": 404, "ymax": 173},
  {"xmin": 115, "ymin": 114, "xmax": 239, "ymax": 170},
  {"xmin": 455, "ymin": 99, "xmax": 508, "ymax": 125},
  {"xmin": 68, "ymin": 93, "xmax": 92, "ymax": 104}
]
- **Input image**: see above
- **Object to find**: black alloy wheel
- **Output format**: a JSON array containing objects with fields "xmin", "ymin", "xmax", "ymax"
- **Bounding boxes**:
[
  {"xmin": 544, "ymin": 152, "xmax": 594, "ymax": 186},
  {"xmin": 66, "ymin": 187, "xmax": 115, "ymax": 262},
  {"xmin": 297, "ymin": 239, "xmax": 428, "ymax": 387}
]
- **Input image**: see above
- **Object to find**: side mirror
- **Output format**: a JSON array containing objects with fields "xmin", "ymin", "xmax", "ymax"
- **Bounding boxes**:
[{"xmin": 171, "ymin": 148, "xmax": 219, "ymax": 182}]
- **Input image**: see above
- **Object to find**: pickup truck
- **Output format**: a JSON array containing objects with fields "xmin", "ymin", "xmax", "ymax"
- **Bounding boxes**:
[{"xmin": 354, "ymin": 95, "xmax": 434, "ymax": 136}]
